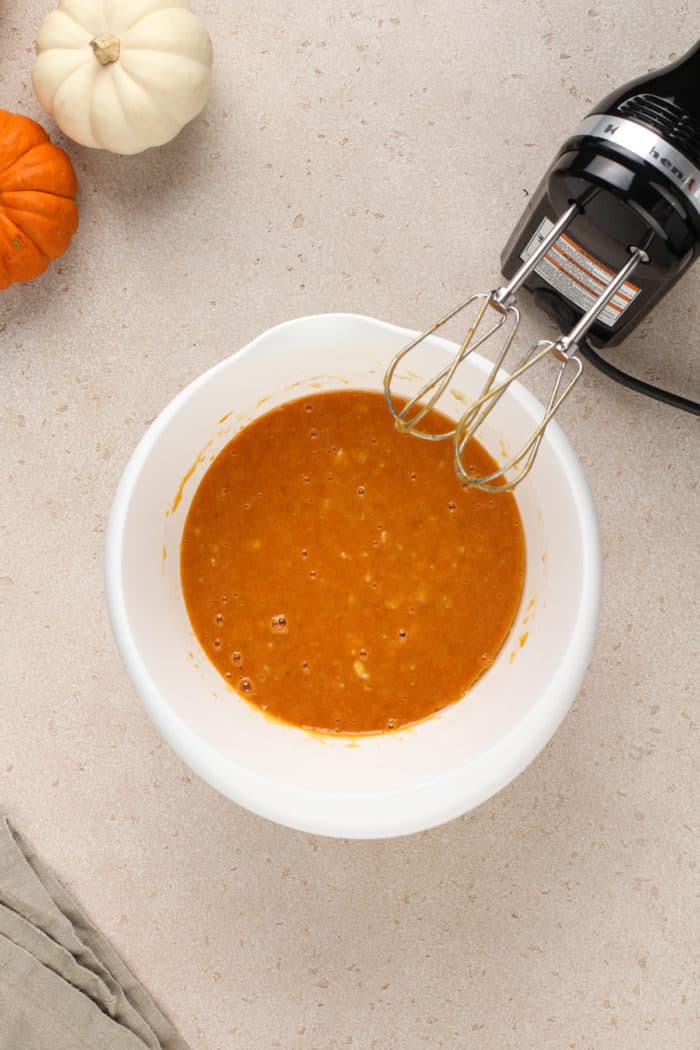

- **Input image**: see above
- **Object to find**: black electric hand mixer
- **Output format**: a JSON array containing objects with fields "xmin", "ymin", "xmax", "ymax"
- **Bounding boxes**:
[{"xmin": 385, "ymin": 41, "xmax": 700, "ymax": 491}]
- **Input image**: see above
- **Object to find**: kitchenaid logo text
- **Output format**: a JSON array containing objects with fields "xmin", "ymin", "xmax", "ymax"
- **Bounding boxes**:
[
  {"xmin": 595, "ymin": 119, "xmax": 700, "ymax": 204},
  {"xmin": 647, "ymin": 145, "xmax": 698, "ymax": 195}
]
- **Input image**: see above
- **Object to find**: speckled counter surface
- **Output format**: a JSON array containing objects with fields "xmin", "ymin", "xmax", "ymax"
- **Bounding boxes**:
[{"xmin": 1, "ymin": 3, "xmax": 698, "ymax": 1048}]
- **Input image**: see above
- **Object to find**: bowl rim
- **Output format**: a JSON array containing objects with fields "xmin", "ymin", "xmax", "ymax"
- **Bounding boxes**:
[{"xmin": 105, "ymin": 312, "xmax": 602, "ymax": 838}]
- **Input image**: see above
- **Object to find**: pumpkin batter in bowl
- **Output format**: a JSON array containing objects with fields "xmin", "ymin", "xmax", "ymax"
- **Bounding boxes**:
[{"xmin": 180, "ymin": 390, "xmax": 525, "ymax": 734}]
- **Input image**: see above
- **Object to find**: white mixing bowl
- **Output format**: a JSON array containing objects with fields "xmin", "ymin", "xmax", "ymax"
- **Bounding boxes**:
[{"xmin": 105, "ymin": 314, "xmax": 601, "ymax": 838}]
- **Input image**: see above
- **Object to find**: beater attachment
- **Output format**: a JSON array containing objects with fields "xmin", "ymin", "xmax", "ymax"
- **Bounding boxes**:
[{"xmin": 384, "ymin": 202, "xmax": 649, "ymax": 492}]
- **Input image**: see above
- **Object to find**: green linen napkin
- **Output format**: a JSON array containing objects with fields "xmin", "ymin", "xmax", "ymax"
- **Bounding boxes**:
[{"xmin": 0, "ymin": 818, "xmax": 188, "ymax": 1050}]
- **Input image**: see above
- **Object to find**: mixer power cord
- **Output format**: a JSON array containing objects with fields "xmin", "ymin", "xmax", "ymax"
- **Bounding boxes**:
[{"xmin": 580, "ymin": 339, "xmax": 700, "ymax": 417}]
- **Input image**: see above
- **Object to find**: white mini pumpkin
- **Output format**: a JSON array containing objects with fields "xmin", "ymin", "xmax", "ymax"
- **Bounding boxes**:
[{"xmin": 33, "ymin": 0, "xmax": 213, "ymax": 154}]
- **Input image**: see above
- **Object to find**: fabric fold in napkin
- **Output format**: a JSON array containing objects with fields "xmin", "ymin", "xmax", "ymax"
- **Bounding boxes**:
[{"xmin": 0, "ymin": 817, "xmax": 189, "ymax": 1050}]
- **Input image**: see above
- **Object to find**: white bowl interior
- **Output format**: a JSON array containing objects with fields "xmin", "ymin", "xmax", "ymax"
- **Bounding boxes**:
[{"xmin": 106, "ymin": 314, "xmax": 601, "ymax": 837}]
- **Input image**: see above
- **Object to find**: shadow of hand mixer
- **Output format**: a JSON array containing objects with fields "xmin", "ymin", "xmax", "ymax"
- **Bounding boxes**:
[{"xmin": 385, "ymin": 41, "xmax": 700, "ymax": 492}]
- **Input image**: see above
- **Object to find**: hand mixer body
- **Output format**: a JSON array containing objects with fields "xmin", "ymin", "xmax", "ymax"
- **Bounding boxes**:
[
  {"xmin": 501, "ymin": 41, "xmax": 700, "ymax": 347},
  {"xmin": 384, "ymin": 42, "xmax": 700, "ymax": 491}
]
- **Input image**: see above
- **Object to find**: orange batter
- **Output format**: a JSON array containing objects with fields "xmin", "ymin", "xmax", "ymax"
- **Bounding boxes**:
[{"xmin": 180, "ymin": 390, "xmax": 525, "ymax": 734}]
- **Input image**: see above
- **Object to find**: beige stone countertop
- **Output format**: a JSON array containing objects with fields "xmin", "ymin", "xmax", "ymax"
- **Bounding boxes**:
[{"xmin": 1, "ymin": 3, "xmax": 698, "ymax": 1048}]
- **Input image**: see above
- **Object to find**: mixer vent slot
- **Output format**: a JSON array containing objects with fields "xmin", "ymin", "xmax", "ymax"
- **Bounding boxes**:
[{"xmin": 618, "ymin": 93, "xmax": 700, "ymax": 167}]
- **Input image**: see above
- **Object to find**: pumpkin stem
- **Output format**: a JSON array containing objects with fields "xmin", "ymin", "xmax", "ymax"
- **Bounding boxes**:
[{"xmin": 90, "ymin": 33, "xmax": 120, "ymax": 65}]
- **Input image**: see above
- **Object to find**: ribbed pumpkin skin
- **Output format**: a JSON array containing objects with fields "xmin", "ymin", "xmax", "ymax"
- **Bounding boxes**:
[
  {"xmin": 0, "ymin": 110, "xmax": 78, "ymax": 289},
  {"xmin": 32, "ymin": 0, "xmax": 213, "ymax": 155}
]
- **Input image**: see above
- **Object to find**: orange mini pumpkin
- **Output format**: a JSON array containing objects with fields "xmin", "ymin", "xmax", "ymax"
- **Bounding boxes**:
[{"xmin": 0, "ymin": 109, "xmax": 78, "ymax": 289}]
